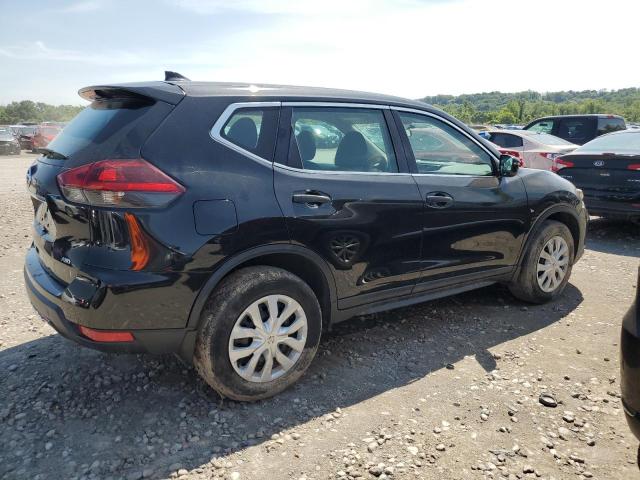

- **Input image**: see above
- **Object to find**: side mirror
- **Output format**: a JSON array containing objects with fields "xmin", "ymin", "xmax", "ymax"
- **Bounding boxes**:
[{"xmin": 499, "ymin": 154, "xmax": 520, "ymax": 177}]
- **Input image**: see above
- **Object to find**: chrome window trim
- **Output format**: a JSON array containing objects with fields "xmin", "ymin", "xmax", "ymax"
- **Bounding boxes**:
[
  {"xmin": 209, "ymin": 101, "xmax": 282, "ymax": 167},
  {"xmin": 274, "ymin": 163, "xmax": 411, "ymax": 177},
  {"xmin": 209, "ymin": 101, "xmax": 499, "ymax": 178},
  {"xmin": 390, "ymin": 106, "xmax": 500, "ymax": 177}
]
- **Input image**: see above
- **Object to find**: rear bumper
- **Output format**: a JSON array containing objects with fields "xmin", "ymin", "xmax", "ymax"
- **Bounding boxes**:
[
  {"xmin": 24, "ymin": 247, "xmax": 196, "ymax": 359},
  {"xmin": 585, "ymin": 196, "xmax": 640, "ymax": 221}
]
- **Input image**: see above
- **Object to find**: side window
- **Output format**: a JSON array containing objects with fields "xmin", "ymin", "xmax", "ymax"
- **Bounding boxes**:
[
  {"xmin": 398, "ymin": 112, "xmax": 493, "ymax": 176},
  {"xmin": 557, "ymin": 118, "xmax": 595, "ymax": 144},
  {"xmin": 527, "ymin": 120, "xmax": 554, "ymax": 134},
  {"xmin": 290, "ymin": 107, "xmax": 398, "ymax": 173},
  {"xmin": 220, "ymin": 107, "xmax": 279, "ymax": 160},
  {"xmin": 490, "ymin": 133, "xmax": 523, "ymax": 148}
]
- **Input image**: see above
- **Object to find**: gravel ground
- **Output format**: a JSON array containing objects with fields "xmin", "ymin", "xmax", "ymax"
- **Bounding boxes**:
[{"xmin": 1, "ymin": 153, "xmax": 639, "ymax": 480}]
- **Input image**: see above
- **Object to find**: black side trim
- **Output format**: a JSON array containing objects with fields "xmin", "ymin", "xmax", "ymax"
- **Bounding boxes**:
[{"xmin": 334, "ymin": 280, "xmax": 496, "ymax": 323}]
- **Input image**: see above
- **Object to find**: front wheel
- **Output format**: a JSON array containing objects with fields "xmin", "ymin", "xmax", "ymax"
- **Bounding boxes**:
[
  {"xmin": 509, "ymin": 220, "xmax": 574, "ymax": 304},
  {"xmin": 194, "ymin": 266, "xmax": 322, "ymax": 401}
]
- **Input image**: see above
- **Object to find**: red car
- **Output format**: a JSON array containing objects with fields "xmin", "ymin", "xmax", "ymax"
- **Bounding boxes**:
[{"xmin": 32, "ymin": 125, "xmax": 62, "ymax": 153}]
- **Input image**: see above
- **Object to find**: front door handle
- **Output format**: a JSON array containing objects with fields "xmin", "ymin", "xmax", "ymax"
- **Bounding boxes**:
[
  {"xmin": 425, "ymin": 192, "xmax": 454, "ymax": 209},
  {"xmin": 292, "ymin": 191, "xmax": 332, "ymax": 206}
]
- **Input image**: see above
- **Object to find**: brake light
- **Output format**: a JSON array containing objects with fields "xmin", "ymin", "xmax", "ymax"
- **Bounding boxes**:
[
  {"xmin": 57, "ymin": 159, "xmax": 184, "ymax": 208},
  {"xmin": 79, "ymin": 325, "xmax": 134, "ymax": 342},
  {"xmin": 552, "ymin": 157, "xmax": 574, "ymax": 173},
  {"xmin": 628, "ymin": 164, "xmax": 640, "ymax": 171}
]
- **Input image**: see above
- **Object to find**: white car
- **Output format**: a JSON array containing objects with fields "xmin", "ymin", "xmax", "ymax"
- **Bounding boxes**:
[{"xmin": 486, "ymin": 130, "xmax": 577, "ymax": 171}]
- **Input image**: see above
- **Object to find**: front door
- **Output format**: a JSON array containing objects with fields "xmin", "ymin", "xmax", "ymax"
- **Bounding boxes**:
[
  {"xmin": 273, "ymin": 104, "xmax": 424, "ymax": 309},
  {"xmin": 392, "ymin": 109, "xmax": 529, "ymax": 291}
]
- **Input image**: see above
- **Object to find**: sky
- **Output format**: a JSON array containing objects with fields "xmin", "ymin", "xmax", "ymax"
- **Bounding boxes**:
[{"xmin": 0, "ymin": 0, "xmax": 639, "ymax": 105}]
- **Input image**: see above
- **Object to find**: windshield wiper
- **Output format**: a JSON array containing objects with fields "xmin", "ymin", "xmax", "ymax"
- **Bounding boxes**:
[{"xmin": 40, "ymin": 148, "xmax": 68, "ymax": 160}]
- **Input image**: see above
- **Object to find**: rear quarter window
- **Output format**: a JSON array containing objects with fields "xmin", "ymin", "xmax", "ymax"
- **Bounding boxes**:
[{"xmin": 219, "ymin": 107, "xmax": 279, "ymax": 161}]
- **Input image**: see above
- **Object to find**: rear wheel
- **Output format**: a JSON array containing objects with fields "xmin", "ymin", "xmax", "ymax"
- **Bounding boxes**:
[
  {"xmin": 194, "ymin": 266, "xmax": 322, "ymax": 401},
  {"xmin": 509, "ymin": 220, "xmax": 574, "ymax": 304}
]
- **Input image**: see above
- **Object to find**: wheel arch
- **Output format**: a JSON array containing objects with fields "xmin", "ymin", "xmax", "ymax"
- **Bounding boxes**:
[
  {"xmin": 515, "ymin": 204, "xmax": 583, "ymax": 274},
  {"xmin": 186, "ymin": 244, "xmax": 337, "ymax": 334}
]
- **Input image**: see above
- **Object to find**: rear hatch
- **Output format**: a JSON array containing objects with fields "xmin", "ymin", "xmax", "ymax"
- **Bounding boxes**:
[
  {"xmin": 556, "ymin": 153, "xmax": 640, "ymax": 202},
  {"xmin": 26, "ymin": 86, "xmax": 180, "ymax": 285}
]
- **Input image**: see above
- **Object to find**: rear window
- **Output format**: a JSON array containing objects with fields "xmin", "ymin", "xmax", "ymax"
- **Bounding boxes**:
[
  {"xmin": 46, "ymin": 98, "xmax": 172, "ymax": 161},
  {"xmin": 597, "ymin": 117, "xmax": 626, "ymax": 135},
  {"xmin": 575, "ymin": 131, "xmax": 640, "ymax": 154},
  {"xmin": 489, "ymin": 133, "xmax": 523, "ymax": 148}
]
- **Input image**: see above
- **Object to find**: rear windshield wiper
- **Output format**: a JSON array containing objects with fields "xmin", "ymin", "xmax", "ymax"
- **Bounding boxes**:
[{"xmin": 40, "ymin": 148, "xmax": 68, "ymax": 160}]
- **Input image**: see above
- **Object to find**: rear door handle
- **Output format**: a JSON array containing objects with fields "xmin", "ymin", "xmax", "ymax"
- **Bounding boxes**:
[
  {"xmin": 292, "ymin": 191, "xmax": 332, "ymax": 206},
  {"xmin": 425, "ymin": 192, "xmax": 454, "ymax": 209}
]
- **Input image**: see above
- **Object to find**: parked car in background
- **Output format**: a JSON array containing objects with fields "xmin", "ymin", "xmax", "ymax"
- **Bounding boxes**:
[
  {"xmin": 621, "ymin": 267, "xmax": 640, "ymax": 440},
  {"xmin": 13, "ymin": 125, "xmax": 37, "ymax": 150},
  {"xmin": 0, "ymin": 128, "xmax": 21, "ymax": 155},
  {"xmin": 486, "ymin": 130, "xmax": 577, "ymax": 170},
  {"xmin": 31, "ymin": 124, "xmax": 62, "ymax": 153},
  {"xmin": 24, "ymin": 78, "xmax": 587, "ymax": 401},
  {"xmin": 555, "ymin": 129, "xmax": 640, "ymax": 222},
  {"xmin": 524, "ymin": 114, "xmax": 626, "ymax": 145}
]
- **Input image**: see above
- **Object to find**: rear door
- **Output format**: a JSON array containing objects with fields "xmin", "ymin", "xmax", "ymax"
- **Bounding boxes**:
[
  {"xmin": 393, "ymin": 109, "xmax": 529, "ymax": 290},
  {"xmin": 273, "ymin": 104, "xmax": 424, "ymax": 308}
]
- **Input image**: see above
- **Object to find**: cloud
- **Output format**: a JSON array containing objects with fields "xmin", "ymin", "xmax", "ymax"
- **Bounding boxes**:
[
  {"xmin": 0, "ymin": 41, "xmax": 144, "ymax": 67},
  {"xmin": 62, "ymin": 0, "xmax": 105, "ymax": 13},
  {"xmin": 169, "ymin": 0, "xmax": 435, "ymax": 15}
]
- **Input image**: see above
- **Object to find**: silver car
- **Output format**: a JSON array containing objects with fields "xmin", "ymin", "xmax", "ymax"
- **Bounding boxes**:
[{"xmin": 486, "ymin": 130, "xmax": 577, "ymax": 171}]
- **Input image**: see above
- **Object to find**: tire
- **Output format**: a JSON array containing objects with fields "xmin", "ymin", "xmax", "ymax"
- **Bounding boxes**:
[
  {"xmin": 508, "ymin": 220, "xmax": 574, "ymax": 304},
  {"xmin": 194, "ymin": 266, "xmax": 322, "ymax": 401}
]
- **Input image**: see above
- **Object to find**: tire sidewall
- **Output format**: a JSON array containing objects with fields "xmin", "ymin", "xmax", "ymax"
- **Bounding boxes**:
[{"xmin": 525, "ymin": 221, "xmax": 574, "ymax": 301}]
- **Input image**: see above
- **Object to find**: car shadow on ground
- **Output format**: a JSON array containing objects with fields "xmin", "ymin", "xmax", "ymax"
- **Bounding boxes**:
[
  {"xmin": 0, "ymin": 283, "xmax": 583, "ymax": 479},
  {"xmin": 586, "ymin": 217, "xmax": 640, "ymax": 258}
]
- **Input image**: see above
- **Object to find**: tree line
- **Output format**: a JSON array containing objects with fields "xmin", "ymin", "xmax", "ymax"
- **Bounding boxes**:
[
  {"xmin": 420, "ymin": 87, "xmax": 640, "ymax": 125},
  {"xmin": 3, "ymin": 87, "xmax": 640, "ymax": 126},
  {"xmin": 0, "ymin": 100, "xmax": 84, "ymax": 124}
]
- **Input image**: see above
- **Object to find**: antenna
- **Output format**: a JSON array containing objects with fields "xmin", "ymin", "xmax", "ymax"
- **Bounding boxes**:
[{"xmin": 165, "ymin": 71, "xmax": 191, "ymax": 82}]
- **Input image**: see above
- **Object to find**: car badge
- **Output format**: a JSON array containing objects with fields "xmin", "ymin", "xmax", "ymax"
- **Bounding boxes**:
[{"xmin": 593, "ymin": 160, "xmax": 605, "ymax": 167}]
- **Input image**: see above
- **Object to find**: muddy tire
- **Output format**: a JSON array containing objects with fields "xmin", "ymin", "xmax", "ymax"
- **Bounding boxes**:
[
  {"xmin": 508, "ymin": 220, "xmax": 574, "ymax": 304},
  {"xmin": 193, "ymin": 266, "xmax": 322, "ymax": 401}
]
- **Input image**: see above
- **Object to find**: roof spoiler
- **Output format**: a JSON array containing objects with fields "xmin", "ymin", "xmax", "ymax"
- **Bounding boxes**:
[
  {"xmin": 78, "ymin": 82, "xmax": 185, "ymax": 105},
  {"xmin": 165, "ymin": 71, "xmax": 190, "ymax": 82}
]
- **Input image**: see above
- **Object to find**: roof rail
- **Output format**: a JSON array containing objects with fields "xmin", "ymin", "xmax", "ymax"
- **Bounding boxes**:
[{"xmin": 165, "ymin": 71, "xmax": 191, "ymax": 82}]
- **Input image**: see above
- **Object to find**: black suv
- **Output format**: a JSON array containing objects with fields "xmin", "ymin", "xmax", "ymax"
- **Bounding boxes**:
[
  {"xmin": 523, "ymin": 114, "xmax": 626, "ymax": 145},
  {"xmin": 25, "ymin": 76, "xmax": 587, "ymax": 400}
]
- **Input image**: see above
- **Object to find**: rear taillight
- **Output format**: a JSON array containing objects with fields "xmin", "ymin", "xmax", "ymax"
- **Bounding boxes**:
[
  {"xmin": 628, "ymin": 164, "xmax": 640, "ymax": 171},
  {"xmin": 551, "ymin": 156, "xmax": 574, "ymax": 173},
  {"xmin": 57, "ymin": 158, "xmax": 185, "ymax": 208}
]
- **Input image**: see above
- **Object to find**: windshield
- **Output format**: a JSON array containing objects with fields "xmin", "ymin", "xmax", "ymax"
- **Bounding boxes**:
[
  {"xmin": 522, "ymin": 132, "xmax": 574, "ymax": 146},
  {"xmin": 575, "ymin": 131, "xmax": 640, "ymax": 154}
]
